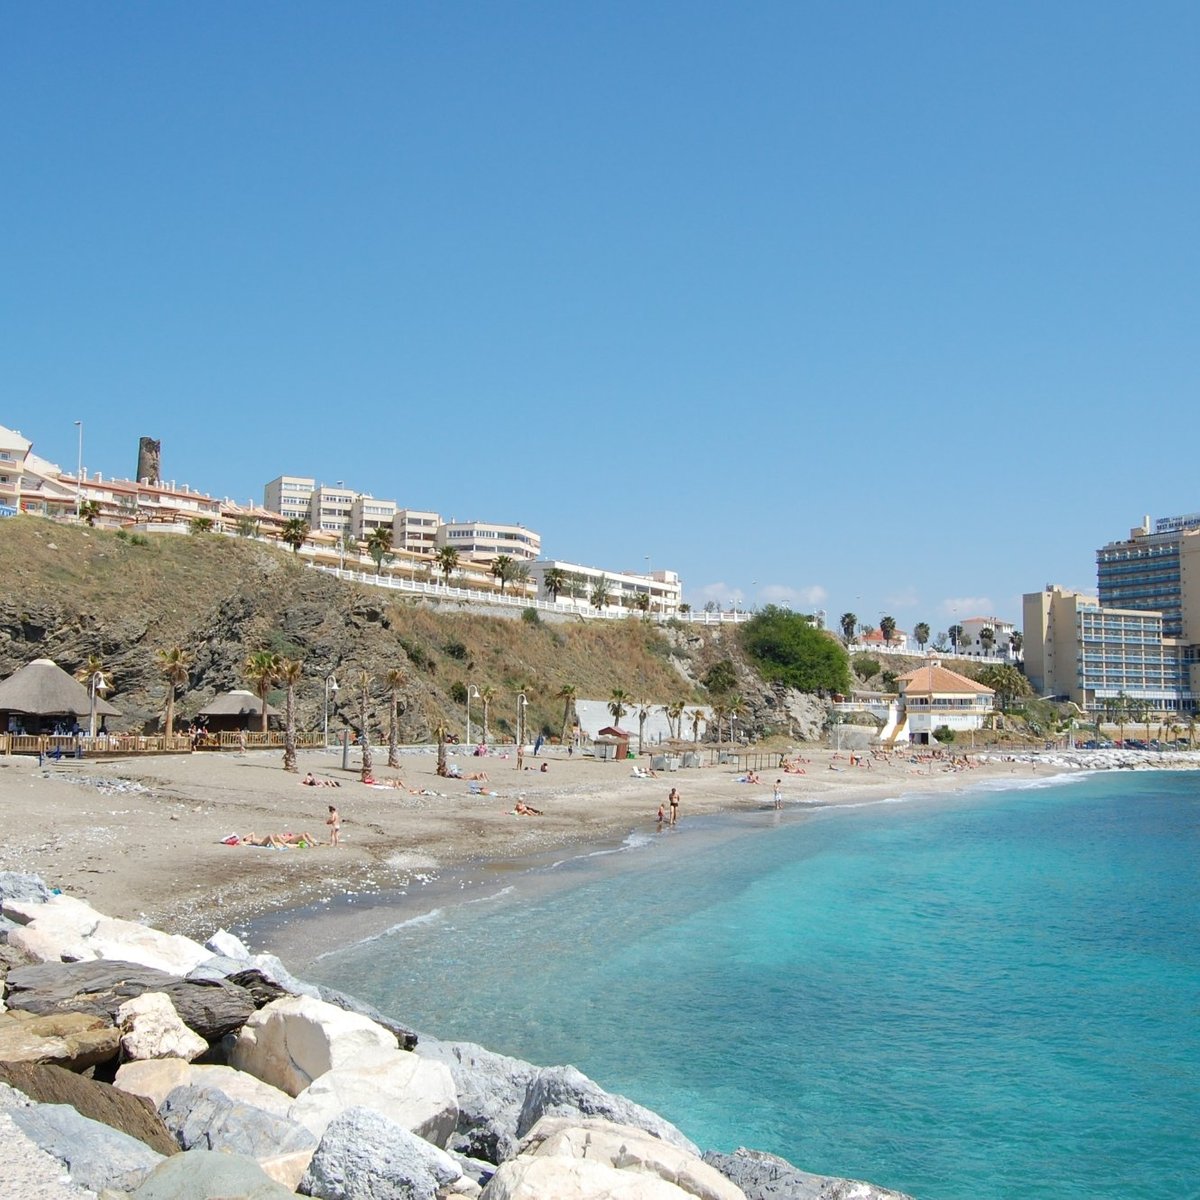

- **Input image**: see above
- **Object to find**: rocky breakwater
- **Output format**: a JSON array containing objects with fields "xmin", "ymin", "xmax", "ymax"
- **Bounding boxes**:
[{"xmin": 0, "ymin": 872, "xmax": 912, "ymax": 1200}]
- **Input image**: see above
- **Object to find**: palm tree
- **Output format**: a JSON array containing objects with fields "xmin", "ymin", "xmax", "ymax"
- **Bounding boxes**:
[
  {"xmin": 356, "ymin": 670, "xmax": 374, "ymax": 782},
  {"xmin": 633, "ymin": 592, "xmax": 651, "ymax": 619},
  {"xmin": 608, "ymin": 688, "xmax": 630, "ymax": 729},
  {"xmin": 667, "ymin": 700, "xmax": 686, "ymax": 740},
  {"xmin": 726, "ymin": 694, "xmax": 745, "ymax": 744},
  {"xmin": 156, "ymin": 647, "xmax": 192, "ymax": 737},
  {"xmin": 591, "ymin": 576, "xmax": 611, "ymax": 611},
  {"xmin": 511, "ymin": 561, "xmax": 532, "ymax": 596},
  {"xmin": 556, "ymin": 684, "xmax": 576, "ymax": 745},
  {"xmin": 384, "ymin": 668, "xmax": 406, "ymax": 767},
  {"xmin": 914, "ymin": 622, "xmax": 931, "ymax": 651},
  {"xmin": 711, "ymin": 701, "xmax": 729, "ymax": 746},
  {"xmin": 543, "ymin": 567, "xmax": 567, "ymax": 602},
  {"xmin": 491, "ymin": 554, "xmax": 514, "ymax": 595},
  {"xmin": 244, "ymin": 650, "xmax": 281, "ymax": 734},
  {"xmin": 366, "ymin": 528, "xmax": 393, "ymax": 575},
  {"xmin": 636, "ymin": 699, "xmax": 651, "ymax": 754},
  {"xmin": 689, "ymin": 708, "xmax": 704, "ymax": 744},
  {"xmin": 1010, "ymin": 630, "xmax": 1023, "ymax": 655},
  {"xmin": 979, "ymin": 626, "xmax": 996, "ymax": 657},
  {"xmin": 435, "ymin": 545, "xmax": 459, "ymax": 585},
  {"xmin": 78, "ymin": 499, "xmax": 101, "ymax": 526},
  {"xmin": 235, "ymin": 515, "xmax": 259, "ymax": 538},
  {"xmin": 479, "ymin": 684, "xmax": 495, "ymax": 744},
  {"xmin": 678, "ymin": 603, "xmax": 691, "ymax": 614},
  {"xmin": 948, "ymin": 624, "xmax": 964, "ymax": 653},
  {"xmin": 860, "ymin": 624, "xmax": 876, "ymax": 640},
  {"xmin": 840, "ymin": 612, "xmax": 857, "ymax": 644},
  {"xmin": 436, "ymin": 722, "xmax": 449, "ymax": 777},
  {"xmin": 880, "ymin": 616, "xmax": 897, "ymax": 647},
  {"xmin": 278, "ymin": 657, "xmax": 304, "ymax": 772},
  {"xmin": 281, "ymin": 518, "xmax": 310, "ymax": 554}
]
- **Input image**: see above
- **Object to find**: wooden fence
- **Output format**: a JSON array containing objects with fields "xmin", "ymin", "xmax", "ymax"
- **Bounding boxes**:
[{"xmin": 0, "ymin": 731, "xmax": 324, "ymax": 758}]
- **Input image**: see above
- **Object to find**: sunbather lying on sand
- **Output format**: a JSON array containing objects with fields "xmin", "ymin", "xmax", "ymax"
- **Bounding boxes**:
[
  {"xmin": 239, "ymin": 831, "xmax": 317, "ymax": 848},
  {"xmin": 513, "ymin": 798, "xmax": 542, "ymax": 815},
  {"xmin": 301, "ymin": 772, "xmax": 341, "ymax": 787}
]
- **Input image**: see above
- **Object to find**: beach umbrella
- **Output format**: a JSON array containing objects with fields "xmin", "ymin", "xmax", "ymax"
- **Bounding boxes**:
[{"xmin": 0, "ymin": 658, "xmax": 121, "ymax": 718}]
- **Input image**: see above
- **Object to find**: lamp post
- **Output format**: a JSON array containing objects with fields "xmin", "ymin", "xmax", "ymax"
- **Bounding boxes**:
[
  {"xmin": 88, "ymin": 671, "xmax": 108, "ymax": 739},
  {"xmin": 74, "ymin": 420, "xmax": 83, "ymax": 520},
  {"xmin": 465, "ymin": 684, "xmax": 480, "ymax": 746},
  {"xmin": 516, "ymin": 692, "xmax": 527, "ymax": 756},
  {"xmin": 323, "ymin": 674, "xmax": 339, "ymax": 747}
]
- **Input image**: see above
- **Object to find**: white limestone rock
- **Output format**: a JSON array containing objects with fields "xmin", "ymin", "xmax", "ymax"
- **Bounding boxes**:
[
  {"xmin": 88, "ymin": 917, "xmax": 210, "ymax": 976},
  {"xmin": 204, "ymin": 928, "xmax": 252, "ymax": 960},
  {"xmin": 521, "ymin": 1118, "xmax": 745, "ymax": 1200},
  {"xmin": 229, "ymin": 994, "xmax": 399, "ymax": 1097},
  {"xmin": 3, "ymin": 895, "xmax": 102, "ymax": 963},
  {"xmin": 115, "ymin": 1058, "xmax": 295, "ymax": 1117},
  {"xmin": 117, "ymin": 992, "xmax": 208, "ymax": 1062},
  {"xmin": 481, "ymin": 1154, "xmax": 699, "ymax": 1199},
  {"xmin": 289, "ymin": 1048, "xmax": 459, "ymax": 1145}
]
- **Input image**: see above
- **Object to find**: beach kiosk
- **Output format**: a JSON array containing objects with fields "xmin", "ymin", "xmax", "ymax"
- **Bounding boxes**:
[
  {"xmin": 596, "ymin": 726, "xmax": 632, "ymax": 760},
  {"xmin": 0, "ymin": 657, "xmax": 121, "ymax": 737},
  {"xmin": 197, "ymin": 690, "xmax": 281, "ymax": 733}
]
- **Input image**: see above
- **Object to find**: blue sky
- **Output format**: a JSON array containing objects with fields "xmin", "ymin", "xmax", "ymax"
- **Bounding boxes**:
[{"xmin": 3, "ymin": 3, "xmax": 1197, "ymax": 634}]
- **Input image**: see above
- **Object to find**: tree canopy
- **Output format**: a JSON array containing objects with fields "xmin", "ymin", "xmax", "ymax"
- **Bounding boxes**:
[{"xmin": 739, "ymin": 605, "xmax": 852, "ymax": 695}]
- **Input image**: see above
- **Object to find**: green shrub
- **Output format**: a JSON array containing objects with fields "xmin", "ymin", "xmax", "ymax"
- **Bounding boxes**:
[
  {"xmin": 449, "ymin": 681, "xmax": 468, "ymax": 704},
  {"xmin": 444, "ymin": 640, "xmax": 468, "ymax": 660},
  {"xmin": 933, "ymin": 725, "xmax": 955, "ymax": 743},
  {"xmin": 521, "ymin": 608, "xmax": 541, "ymax": 625}
]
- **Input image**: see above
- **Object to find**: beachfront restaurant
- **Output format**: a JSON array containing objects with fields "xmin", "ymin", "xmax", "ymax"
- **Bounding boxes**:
[
  {"xmin": 0, "ymin": 657, "xmax": 121, "ymax": 737},
  {"xmin": 896, "ymin": 662, "xmax": 995, "ymax": 745}
]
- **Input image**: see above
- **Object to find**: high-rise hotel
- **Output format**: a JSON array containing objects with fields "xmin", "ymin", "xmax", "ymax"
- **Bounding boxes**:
[{"xmin": 1024, "ymin": 514, "xmax": 1200, "ymax": 716}]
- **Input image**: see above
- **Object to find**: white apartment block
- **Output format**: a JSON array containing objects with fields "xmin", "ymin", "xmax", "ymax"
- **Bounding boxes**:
[
  {"xmin": 308, "ymin": 484, "xmax": 356, "ymax": 536},
  {"xmin": 529, "ymin": 560, "xmax": 682, "ymax": 614},
  {"xmin": 959, "ymin": 616, "xmax": 1019, "ymax": 659},
  {"xmin": 263, "ymin": 475, "xmax": 315, "ymax": 522},
  {"xmin": 351, "ymin": 495, "xmax": 397, "ymax": 539},
  {"xmin": 436, "ymin": 520, "xmax": 541, "ymax": 562},
  {"xmin": 0, "ymin": 425, "xmax": 33, "ymax": 513},
  {"xmin": 393, "ymin": 509, "xmax": 440, "ymax": 556}
]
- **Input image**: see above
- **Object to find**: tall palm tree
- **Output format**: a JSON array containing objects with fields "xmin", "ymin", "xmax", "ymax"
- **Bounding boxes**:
[
  {"xmin": 607, "ymin": 688, "xmax": 630, "ymax": 729},
  {"xmin": 948, "ymin": 624, "xmax": 964, "ymax": 652},
  {"xmin": 479, "ymin": 684, "xmax": 495, "ymax": 744},
  {"xmin": 156, "ymin": 647, "xmax": 192, "ymax": 737},
  {"xmin": 366, "ymin": 528, "xmax": 393, "ymax": 575},
  {"xmin": 726, "ymin": 694, "xmax": 745, "ymax": 744},
  {"xmin": 636, "ymin": 699, "xmax": 651, "ymax": 754},
  {"xmin": 634, "ymin": 592, "xmax": 651, "ymax": 618},
  {"xmin": 556, "ymin": 684, "xmax": 576, "ymax": 745},
  {"xmin": 591, "ymin": 576, "xmax": 611, "ymax": 611},
  {"xmin": 689, "ymin": 708, "xmax": 704, "ymax": 744},
  {"xmin": 839, "ymin": 612, "xmax": 857, "ymax": 644},
  {"xmin": 357, "ymin": 670, "xmax": 374, "ymax": 782},
  {"xmin": 491, "ymin": 554, "xmax": 514, "ymax": 595},
  {"xmin": 880, "ymin": 616, "xmax": 897, "ymax": 647},
  {"xmin": 384, "ymin": 668, "xmax": 406, "ymax": 767},
  {"xmin": 914, "ymin": 622, "xmax": 931, "ymax": 650},
  {"xmin": 711, "ymin": 701, "xmax": 729, "ymax": 746},
  {"xmin": 281, "ymin": 518, "xmax": 310, "ymax": 554},
  {"xmin": 244, "ymin": 650, "xmax": 281, "ymax": 734},
  {"xmin": 435, "ymin": 545, "xmax": 459, "ymax": 585},
  {"xmin": 278, "ymin": 657, "xmax": 304, "ymax": 772},
  {"xmin": 543, "ymin": 567, "xmax": 567, "ymax": 602},
  {"xmin": 979, "ymin": 626, "xmax": 996, "ymax": 657},
  {"xmin": 667, "ymin": 700, "xmax": 686, "ymax": 741}
]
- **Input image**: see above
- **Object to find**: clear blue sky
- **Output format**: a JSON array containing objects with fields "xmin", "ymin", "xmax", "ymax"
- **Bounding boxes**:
[{"xmin": 3, "ymin": 3, "xmax": 1197, "ymax": 633}]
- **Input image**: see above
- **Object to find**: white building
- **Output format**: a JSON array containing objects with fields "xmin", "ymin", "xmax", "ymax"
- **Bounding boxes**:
[
  {"xmin": 894, "ymin": 662, "xmax": 995, "ymax": 745},
  {"xmin": 262, "ymin": 475, "xmax": 315, "ymax": 522},
  {"xmin": 529, "ymin": 560, "xmax": 682, "ymax": 614},
  {"xmin": 394, "ymin": 508, "xmax": 441, "ymax": 557},
  {"xmin": 0, "ymin": 425, "xmax": 32, "ymax": 514},
  {"xmin": 436, "ymin": 519, "xmax": 541, "ymax": 563},
  {"xmin": 959, "ymin": 616, "xmax": 1019, "ymax": 659},
  {"xmin": 351, "ymin": 495, "xmax": 397, "ymax": 539}
]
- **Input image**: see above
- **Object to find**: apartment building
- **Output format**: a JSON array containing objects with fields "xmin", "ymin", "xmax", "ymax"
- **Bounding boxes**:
[
  {"xmin": 959, "ymin": 616, "xmax": 1019, "ymax": 660},
  {"xmin": 262, "ymin": 475, "xmax": 315, "ymax": 522},
  {"xmin": 528, "ymin": 560, "xmax": 682, "ymax": 614},
  {"xmin": 393, "ymin": 509, "xmax": 440, "ymax": 556},
  {"xmin": 351, "ymin": 495, "xmax": 396, "ymax": 539},
  {"xmin": 1097, "ymin": 513, "xmax": 1200, "ymax": 640},
  {"xmin": 436, "ymin": 520, "xmax": 541, "ymax": 563},
  {"xmin": 0, "ymin": 425, "xmax": 32, "ymax": 514}
]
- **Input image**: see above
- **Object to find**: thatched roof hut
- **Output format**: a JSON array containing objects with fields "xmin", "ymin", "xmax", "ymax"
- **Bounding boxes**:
[
  {"xmin": 196, "ymin": 690, "xmax": 280, "ymax": 731},
  {"xmin": 0, "ymin": 658, "xmax": 121, "ymax": 730}
]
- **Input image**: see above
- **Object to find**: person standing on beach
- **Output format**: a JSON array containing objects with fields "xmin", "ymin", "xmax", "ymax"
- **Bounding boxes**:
[
  {"xmin": 668, "ymin": 787, "xmax": 679, "ymax": 826},
  {"xmin": 773, "ymin": 779, "xmax": 782, "ymax": 809},
  {"xmin": 326, "ymin": 804, "xmax": 341, "ymax": 847}
]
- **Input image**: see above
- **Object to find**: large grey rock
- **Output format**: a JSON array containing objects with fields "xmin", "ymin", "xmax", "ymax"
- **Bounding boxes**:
[
  {"xmin": 301, "ymin": 1105, "xmax": 463, "ymax": 1200},
  {"xmin": 160, "ymin": 1082, "xmax": 318, "ymax": 1157},
  {"xmin": 0, "ymin": 1109, "xmax": 98, "ymax": 1200},
  {"xmin": 5, "ymin": 958, "xmax": 257, "ymax": 1041},
  {"xmin": 702, "ymin": 1149, "xmax": 915, "ymax": 1200},
  {"xmin": 417, "ymin": 1038, "xmax": 538, "ymax": 1162},
  {"xmin": 10, "ymin": 1098, "xmax": 164, "ymax": 1192},
  {"xmin": 517, "ymin": 1065, "xmax": 698, "ymax": 1156},
  {"xmin": 0, "ymin": 872, "xmax": 54, "ymax": 906},
  {"xmin": 125, "ymin": 1147, "xmax": 298, "ymax": 1198}
]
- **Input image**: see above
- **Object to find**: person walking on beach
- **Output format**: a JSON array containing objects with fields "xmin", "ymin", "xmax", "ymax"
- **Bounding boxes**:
[
  {"xmin": 668, "ymin": 787, "xmax": 679, "ymax": 826},
  {"xmin": 326, "ymin": 804, "xmax": 341, "ymax": 847},
  {"xmin": 773, "ymin": 779, "xmax": 783, "ymax": 810}
]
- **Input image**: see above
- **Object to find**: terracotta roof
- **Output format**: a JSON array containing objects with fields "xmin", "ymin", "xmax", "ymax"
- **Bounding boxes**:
[{"xmin": 897, "ymin": 663, "xmax": 994, "ymax": 696}]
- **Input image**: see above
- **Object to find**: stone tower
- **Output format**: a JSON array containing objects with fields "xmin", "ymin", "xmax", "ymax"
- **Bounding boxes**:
[{"xmin": 136, "ymin": 437, "xmax": 161, "ymax": 485}]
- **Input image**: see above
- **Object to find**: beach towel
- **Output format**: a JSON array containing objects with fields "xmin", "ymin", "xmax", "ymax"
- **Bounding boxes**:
[{"xmin": 219, "ymin": 834, "xmax": 240, "ymax": 845}]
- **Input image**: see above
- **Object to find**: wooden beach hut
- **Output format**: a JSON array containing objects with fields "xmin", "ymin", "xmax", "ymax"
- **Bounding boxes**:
[
  {"xmin": 196, "ymin": 689, "xmax": 281, "ymax": 732},
  {"xmin": 0, "ymin": 657, "xmax": 121, "ymax": 735}
]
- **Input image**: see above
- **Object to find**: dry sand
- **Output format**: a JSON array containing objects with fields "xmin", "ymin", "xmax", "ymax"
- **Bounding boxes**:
[{"xmin": 0, "ymin": 742, "xmax": 1072, "ymax": 958}]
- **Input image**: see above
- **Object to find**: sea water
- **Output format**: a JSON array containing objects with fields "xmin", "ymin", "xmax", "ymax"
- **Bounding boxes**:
[{"xmin": 282, "ymin": 771, "xmax": 1200, "ymax": 1200}]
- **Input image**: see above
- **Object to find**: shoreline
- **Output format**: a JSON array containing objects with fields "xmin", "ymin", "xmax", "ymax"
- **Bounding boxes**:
[{"xmin": 3, "ymin": 743, "xmax": 1196, "ymax": 954}]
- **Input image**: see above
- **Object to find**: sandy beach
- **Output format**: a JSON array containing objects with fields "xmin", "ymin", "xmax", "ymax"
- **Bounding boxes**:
[{"xmin": 0, "ymin": 741, "xmax": 1113, "ymax": 952}]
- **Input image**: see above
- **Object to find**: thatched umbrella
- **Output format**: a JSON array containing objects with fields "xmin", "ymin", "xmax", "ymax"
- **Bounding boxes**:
[
  {"xmin": 197, "ymin": 689, "xmax": 281, "ymax": 732},
  {"xmin": 0, "ymin": 658, "xmax": 121, "ymax": 731}
]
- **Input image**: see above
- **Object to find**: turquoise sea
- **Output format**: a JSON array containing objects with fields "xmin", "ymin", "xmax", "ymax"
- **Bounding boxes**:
[{"xmin": 263, "ymin": 770, "xmax": 1200, "ymax": 1200}]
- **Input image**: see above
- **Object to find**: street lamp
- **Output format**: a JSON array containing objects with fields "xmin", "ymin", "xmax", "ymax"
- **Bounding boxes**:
[
  {"xmin": 465, "ymin": 684, "xmax": 480, "ymax": 746},
  {"xmin": 323, "ymin": 674, "xmax": 339, "ymax": 747},
  {"xmin": 74, "ymin": 421, "xmax": 83, "ymax": 520},
  {"xmin": 88, "ymin": 671, "xmax": 108, "ymax": 739}
]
